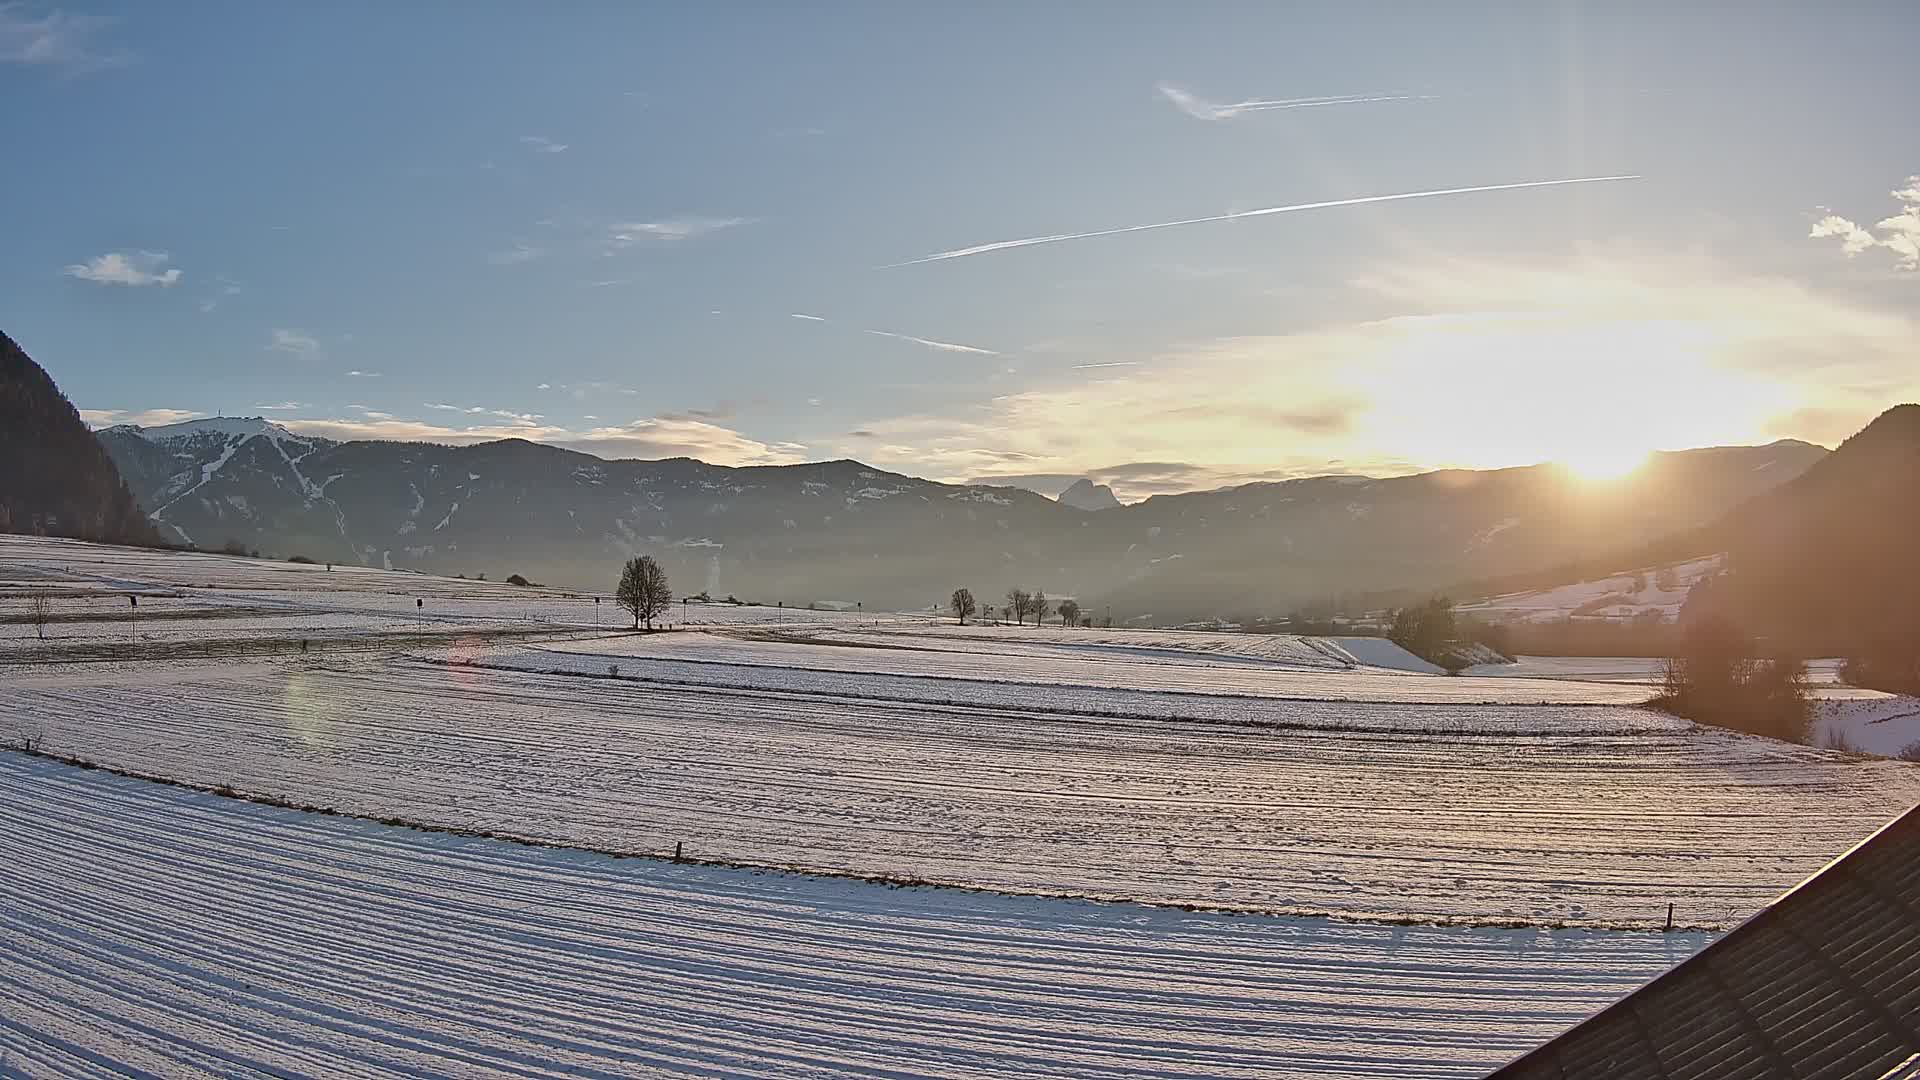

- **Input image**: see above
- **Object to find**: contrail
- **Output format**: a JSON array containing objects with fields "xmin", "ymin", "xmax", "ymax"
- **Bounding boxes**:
[
  {"xmin": 887, "ymin": 175, "xmax": 1642, "ymax": 267},
  {"xmin": 1158, "ymin": 84, "xmax": 1434, "ymax": 120},
  {"xmin": 863, "ymin": 329, "xmax": 999, "ymax": 356}
]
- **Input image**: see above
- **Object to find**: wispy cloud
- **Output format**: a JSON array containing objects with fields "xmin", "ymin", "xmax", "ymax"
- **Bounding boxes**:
[
  {"xmin": 255, "ymin": 401, "xmax": 309, "ymax": 411},
  {"xmin": 63, "ymin": 250, "xmax": 181, "ymax": 287},
  {"xmin": 1157, "ymin": 83, "xmax": 1433, "ymax": 121},
  {"xmin": 890, "ymin": 175, "xmax": 1642, "ymax": 266},
  {"xmin": 1811, "ymin": 176, "xmax": 1920, "ymax": 272},
  {"xmin": 789, "ymin": 312, "xmax": 828, "ymax": 321},
  {"xmin": 426, "ymin": 402, "xmax": 545, "ymax": 424},
  {"xmin": 261, "ymin": 411, "xmax": 809, "ymax": 468},
  {"xmin": 269, "ymin": 328, "xmax": 321, "ymax": 357},
  {"xmin": 198, "ymin": 275, "xmax": 242, "ymax": 312},
  {"xmin": 607, "ymin": 216, "xmax": 751, "ymax": 247},
  {"xmin": 1072, "ymin": 361, "xmax": 1140, "ymax": 369},
  {"xmin": 0, "ymin": 5, "xmax": 127, "ymax": 73},
  {"xmin": 347, "ymin": 369, "xmax": 380, "ymax": 378},
  {"xmin": 77, "ymin": 407, "xmax": 201, "ymax": 429},
  {"xmin": 487, "ymin": 242, "xmax": 545, "ymax": 265},
  {"xmin": 863, "ymin": 329, "xmax": 1000, "ymax": 356},
  {"xmin": 518, "ymin": 134, "xmax": 568, "ymax": 154}
]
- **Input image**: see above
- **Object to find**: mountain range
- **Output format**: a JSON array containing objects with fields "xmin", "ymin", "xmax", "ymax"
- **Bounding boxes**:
[{"xmin": 94, "ymin": 413, "xmax": 1827, "ymax": 618}]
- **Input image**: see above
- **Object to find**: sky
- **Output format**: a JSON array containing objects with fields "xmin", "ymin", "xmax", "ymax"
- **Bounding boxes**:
[{"xmin": 4, "ymin": 2, "xmax": 1916, "ymax": 501}]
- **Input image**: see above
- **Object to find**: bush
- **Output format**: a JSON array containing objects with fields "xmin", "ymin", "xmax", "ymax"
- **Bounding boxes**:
[
  {"xmin": 287, "ymin": 555, "xmax": 317, "ymax": 565},
  {"xmin": 505, "ymin": 573, "xmax": 531, "ymax": 587},
  {"xmin": 1655, "ymin": 618, "xmax": 1810, "ymax": 743},
  {"xmin": 1898, "ymin": 741, "xmax": 1920, "ymax": 763},
  {"xmin": 1839, "ymin": 653, "xmax": 1920, "ymax": 696}
]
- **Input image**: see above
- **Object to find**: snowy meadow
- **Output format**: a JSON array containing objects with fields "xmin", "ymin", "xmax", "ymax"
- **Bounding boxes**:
[{"xmin": 3, "ymin": 534, "xmax": 1917, "ymax": 1077}]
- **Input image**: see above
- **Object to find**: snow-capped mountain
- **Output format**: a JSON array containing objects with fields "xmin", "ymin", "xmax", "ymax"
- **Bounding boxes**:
[{"xmin": 95, "ymin": 420, "xmax": 1828, "ymax": 616}]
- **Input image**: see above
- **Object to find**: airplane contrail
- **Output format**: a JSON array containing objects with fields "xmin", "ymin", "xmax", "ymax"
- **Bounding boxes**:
[
  {"xmin": 886, "ymin": 174, "xmax": 1643, "ymax": 267},
  {"xmin": 1158, "ymin": 84, "xmax": 1435, "ymax": 120},
  {"xmin": 863, "ymin": 329, "xmax": 1000, "ymax": 356}
]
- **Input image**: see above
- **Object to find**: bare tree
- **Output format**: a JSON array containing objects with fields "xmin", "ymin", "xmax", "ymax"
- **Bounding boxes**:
[
  {"xmin": 950, "ymin": 587, "xmax": 977, "ymax": 625},
  {"xmin": 616, "ymin": 555, "xmax": 673, "ymax": 630},
  {"xmin": 1029, "ymin": 589, "xmax": 1050, "ymax": 626},
  {"xmin": 1057, "ymin": 599, "xmax": 1081, "ymax": 628},
  {"xmin": 1006, "ymin": 587, "xmax": 1030, "ymax": 627},
  {"xmin": 29, "ymin": 593, "xmax": 51, "ymax": 641}
]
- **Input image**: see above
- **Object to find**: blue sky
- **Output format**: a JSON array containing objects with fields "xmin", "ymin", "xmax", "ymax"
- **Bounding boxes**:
[{"xmin": 5, "ymin": 2, "xmax": 1916, "ymax": 499}]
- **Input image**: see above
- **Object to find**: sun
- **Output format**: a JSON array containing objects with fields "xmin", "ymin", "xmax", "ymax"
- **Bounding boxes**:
[{"xmin": 1557, "ymin": 444, "xmax": 1652, "ymax": 481}]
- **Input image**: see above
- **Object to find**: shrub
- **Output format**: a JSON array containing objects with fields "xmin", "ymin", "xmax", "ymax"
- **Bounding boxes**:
[
  {"xmin": 505, "ymin": 573, "xmax": 531, "ymax": 587},
  {"xmin": 287, "ymin": 555, "xmax": 317, "ymax": 564},
  {"xmin": 1655, "ymin": 617, "xmax": 1810, "ymax": 743},
  {"xmin": 1898, "ymin": 741, "xmax": 1920, "ymax": 763}
]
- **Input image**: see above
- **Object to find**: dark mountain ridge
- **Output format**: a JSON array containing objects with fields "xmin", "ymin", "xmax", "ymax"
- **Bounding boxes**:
[
  {"xmin": 0, "ymin": 332, "xmax": 160, "ymax": 548},
  {"xmin": 96, "ymin": 412, "xmax": 1827, "ymax": 618}
]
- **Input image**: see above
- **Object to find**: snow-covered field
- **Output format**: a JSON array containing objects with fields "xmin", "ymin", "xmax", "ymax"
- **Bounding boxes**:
[
  {"xmin": 0, "ymin": 754, "xmax": 1710, "ymax": 1079},
  {"xmin": 5, "ymin": 533, "xmax": 1919, "ymax": 1075},
  {"xmin": 1455, "ymin": 555, "xmax": 1722, "ymax": 624},
  {"xmin": 1813, "ymin": 695, "xmax": 1920, "ymax": 758},
  {"xmin": 8, "ymin": 654, "xmax": 1916, "ymax": 929},
  {"xmin": 535, "ymin": 631, "xmax": 1656, "ymax": 705}
]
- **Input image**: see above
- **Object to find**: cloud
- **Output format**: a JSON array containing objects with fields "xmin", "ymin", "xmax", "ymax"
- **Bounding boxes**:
[
  {"xmin": 0, "ymin": 5, "xmax": 126, "ymax": 73},
  {"xmin": 1811, "ymin": 176, "xmax": 1920, "ymax": 272},
  {"xmin": 789, "ymin": 312, "xmax": 827, "ymax": 321},
  {"xmin": 888, "ymin": 175, "xmax": 1642, "ymax": 266},
  {"xmin": 62, "ymin": 250, "xmax": 181, "ymax": 287},
  {"xmin": 518, "ymin": 135, "xmax": 568, "ymax": 154},
  {"xmin": 834, "ymin": 255, "xmax": 1920, "ymax": 498},
  {"xmin": 197, "ymin": 275, "xmax": 243, "ymax": 312},
  {"xmin": 487, "ymin": 242, "xmax": 545, "ymax": 265},
  {"xmin": 863, "ymin": 329, "xmax": 1000, "ymax": 356},
  {"xmin": 1071, "ymin": 361, "xmax": 1139, "ymax": 369},
  {"xmin": 535, "ymin": 382, "xmax": 551, "ymax": 390},
  {"xmin": 77, "ymin": 407, "xmax": 201, "ymax": 429},
  {"xmin": 426, "ymin": 402, "xmax": 546, "ymax": 424},
  {"xmin": 269, "ymin": 328, "xmax": 321, "ymax": 357},
  {"xmin": 347, "ymin": 370, "xmax": 380, "ymax": 378},
  {"xmin": 565, "ymin": 417, "xmax": 808, "ymax": 465},
  {"xmin": 1156, "ymin": 83, "xmax": 1431, "ymax": 121},
  {"xmin": 607, "ymin": 216, "xmax": 751, "ymax": 247},
  {"xmin": 254, "ymin": 401, "xmax": 309, "ymax": 411},
  {"xmin": 267, "ymin": 409, "xmax": 808, "ymax": 468}
]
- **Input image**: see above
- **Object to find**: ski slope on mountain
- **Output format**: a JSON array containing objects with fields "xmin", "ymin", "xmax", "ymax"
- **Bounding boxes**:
[{"xmin": 0, "ymin": 753, "xmax": 1711, "ymax": 1079}]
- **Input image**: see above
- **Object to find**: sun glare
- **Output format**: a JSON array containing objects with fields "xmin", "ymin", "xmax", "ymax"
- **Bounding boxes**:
[{"xmin": 1556, "ymin": 445, "xmax": 1652, "ymax": 481}]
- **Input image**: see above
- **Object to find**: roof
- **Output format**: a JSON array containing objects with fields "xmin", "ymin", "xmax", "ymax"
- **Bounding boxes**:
[{"xmin": 1486, "ymin": 802, "xmax": 1920, "ymax": 1079}]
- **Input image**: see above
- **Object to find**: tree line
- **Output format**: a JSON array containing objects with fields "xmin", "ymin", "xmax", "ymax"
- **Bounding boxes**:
[{"xmin": 949, "ymin": 586, "xmax": 1091, "ymax": 627}]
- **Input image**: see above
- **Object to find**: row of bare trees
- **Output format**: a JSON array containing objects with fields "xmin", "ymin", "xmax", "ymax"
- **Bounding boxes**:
[{"xmin": 949, "ymin": 586, "xmax": 1086, "ymax": 627}]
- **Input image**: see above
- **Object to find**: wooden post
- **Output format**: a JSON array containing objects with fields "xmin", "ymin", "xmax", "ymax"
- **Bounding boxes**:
[
  {"xmin": 673, "ymin": 841, "xmax": 683, "ymax": 863},
  {"xmin": 1666, "ymin": 903, "xmax": 1674, "ymax": 931}
]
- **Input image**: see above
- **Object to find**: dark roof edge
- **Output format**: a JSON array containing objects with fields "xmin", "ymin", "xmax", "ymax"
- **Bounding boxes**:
[{"xmin": 1485, "ymin": 800, "xmax": 1920, "ymax": 1076}]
